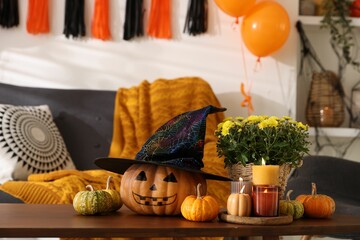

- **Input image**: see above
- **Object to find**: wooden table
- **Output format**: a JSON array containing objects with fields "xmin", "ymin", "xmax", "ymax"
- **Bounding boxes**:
[{"xmin": 1, "ymin": 204, "xmax": 360, "ymax": 238}]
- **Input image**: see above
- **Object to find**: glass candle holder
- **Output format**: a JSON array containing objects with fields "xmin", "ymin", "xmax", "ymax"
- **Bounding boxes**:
[
  {"xmin": 231, "ymin": 180, "xmax": 252, "ymax": 195},
  {"xmin": 252, "ymin": 185, "xmax": 279, "ymax": 217}
]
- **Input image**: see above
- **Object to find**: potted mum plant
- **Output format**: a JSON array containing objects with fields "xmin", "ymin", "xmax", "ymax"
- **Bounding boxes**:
[{"xmin": 215, "ymin": 115, "xmax": 311, "ymax": 198}]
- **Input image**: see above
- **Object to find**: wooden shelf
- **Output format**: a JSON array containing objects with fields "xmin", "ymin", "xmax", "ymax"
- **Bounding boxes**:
[
  {"xmin": 298, "ymin": 15, "xmax": 360, "ymax": 27},
  {"xmin": 309, "ymin": 127, "xmax": 360, "ymax": 138}
]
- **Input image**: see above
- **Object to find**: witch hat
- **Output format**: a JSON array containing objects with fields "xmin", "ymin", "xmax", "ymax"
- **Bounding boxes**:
[{"xmin": 95, "ymin": 105, "xmax": 230, "ymax": 181}]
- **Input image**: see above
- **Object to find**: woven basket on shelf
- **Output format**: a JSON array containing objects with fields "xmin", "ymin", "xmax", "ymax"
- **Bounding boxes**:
[
  {"xmin": 226, "ymin": 162, "xmax": 300, "ymax": 200},
  {"xmin": 306, "ymin": 71, "xmax": 345, "ymax": 127}
]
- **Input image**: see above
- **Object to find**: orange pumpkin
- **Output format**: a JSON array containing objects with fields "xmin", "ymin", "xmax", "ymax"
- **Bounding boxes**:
[
  {"xmin": 181, "ymin": 183, "xmax": 219, "ymax": 222},
  {"xmin": 296, "ymin": 182, "xmax": 336, "ymax": 218},
  {"xmin": 120, "ymin": 164, "xmax": 206, "ymax": 215}
]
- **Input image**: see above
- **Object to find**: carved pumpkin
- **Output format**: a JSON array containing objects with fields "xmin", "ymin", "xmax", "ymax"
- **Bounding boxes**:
[
  {"xmin": 181, "ymin": 183, "xmax": 219, "ymax": 222},
  {"xmin": 296, "ymin": 182, "xmax": 336, "ymax": 218},
  {"xmin": 120, "ymin": 164, "xmax": 207, "ymax": 215},
  {"xmin": 73, "ymin": 185, "xmax": 113, "ymax": 215},
  {"xmin": 104, "ymin": 176, "xmax": 123, "ymax": 211}
]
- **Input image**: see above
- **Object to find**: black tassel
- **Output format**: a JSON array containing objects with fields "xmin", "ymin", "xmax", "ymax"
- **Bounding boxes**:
[
  {"xmin": 123, "ymin": 0, "xmax": 144, "ymax": 41},
  {"xmin": 183, "ymin": 0, "xmax": 208, "ymax": 36},
  {"xmin": 63, "ymin": 0, "xmax": 86, "ymax": 39},
  {"xmin": 0, "ymin": 0, "xmax": 19, "ymax": 28}
]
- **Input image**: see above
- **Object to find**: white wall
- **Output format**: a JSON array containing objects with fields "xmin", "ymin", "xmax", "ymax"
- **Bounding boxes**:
[
  {"xmin": 0, "ymin": 0, "xmax": 298, "ymax": 119},
  {"xmin": 2, "ymin": 1, "xmax": 360, "ymax": 162}
]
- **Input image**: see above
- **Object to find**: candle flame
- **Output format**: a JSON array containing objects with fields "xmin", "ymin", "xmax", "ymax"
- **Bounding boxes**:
[
  {"xmin": 240, "ymin": 185, "xmax": 246, "ymax": 194},
  {"xmin": 239, "ymin": 177, "xmax": 243, "ymax": 183},
  {"xmin": 264, "ymin": 189, "xmax": 268, "ymax": 193},
  {"xmin": 261, "ymin": 158, "xmax": 266, "ymax": 165}
]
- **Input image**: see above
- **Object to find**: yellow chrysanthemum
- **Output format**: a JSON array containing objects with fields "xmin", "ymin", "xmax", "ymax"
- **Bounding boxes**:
[
  {"xmin": 297, "ymin": 122, "xmax": 308, "ymax": 130},
  {"xmin": 258, "ymin": 117, "xmax": 279, "ymax": 129},
  {"xmin": 235, "ymin": 116, "xmax": 244, "ymax": 121},
  {"xmin": 281, "ymin": 116, "xmax": 292, "ymax": 121},
  {"xmin": 246, "ymin": 115, "xmax": 262, "ymax": 123},
  {"xmin": 217, "ymin": 122, "xmax": 224, "ymax": 131},
  {"xmin": 221, "ymin": 120, "xmax": 235, "ymax": 136}
]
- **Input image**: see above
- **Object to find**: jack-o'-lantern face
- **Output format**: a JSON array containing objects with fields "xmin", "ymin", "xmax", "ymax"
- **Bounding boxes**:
[{"xmin": 120, "ymin": 163, "xmax": 207, "ymax": 215}]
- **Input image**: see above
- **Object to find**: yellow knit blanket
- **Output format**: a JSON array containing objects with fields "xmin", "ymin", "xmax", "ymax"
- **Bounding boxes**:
[{"xmin": 0, "ymin": 77, "xmax": 230, "ymax": 240}]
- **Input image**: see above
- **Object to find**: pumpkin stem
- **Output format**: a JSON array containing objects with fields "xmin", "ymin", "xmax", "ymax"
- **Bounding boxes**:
[
  {"xmin": 86, "ymin": 185, "xmax": 94, "ymax": 191},
  {"xmin": 286, "ymin": 190, "xmax": 293, "ymax": 201},
  {"xmin": 311, "ymin": 182, "xmax": 317, "ymax": 196},
  {"xmin": 196, "ymin": 183, "xmax": 202, "ymax": 199},
  {"xmin": 106, "ymin": 176, "xmax": 112, "ymax": 190}
]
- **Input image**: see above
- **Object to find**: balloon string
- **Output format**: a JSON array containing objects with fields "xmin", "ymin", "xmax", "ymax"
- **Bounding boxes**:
[
  {"xmin": 239, "ymin": 41, "xmax": 254, "ymax": 115},
  {"xmin": 254, "ymin": 57, "xmax": 262, "ymax": 72},
  {"xmin": 231, "ymin": 17, "xmax": 239, "ymax": 31}
]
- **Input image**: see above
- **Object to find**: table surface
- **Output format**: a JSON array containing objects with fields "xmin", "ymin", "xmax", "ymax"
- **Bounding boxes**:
[{"xmin": 1, "ymin": 204, "xmax": 360, "ymax": 238}]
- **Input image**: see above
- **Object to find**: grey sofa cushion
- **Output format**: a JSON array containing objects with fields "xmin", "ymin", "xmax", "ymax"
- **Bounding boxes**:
[
  {"xmin": 287, "ymin": 155, "xmax": 360, "ymax": 239},
  {"xmin": 0, "ymin": 83, "xmax": 116, "ymax": 170}
]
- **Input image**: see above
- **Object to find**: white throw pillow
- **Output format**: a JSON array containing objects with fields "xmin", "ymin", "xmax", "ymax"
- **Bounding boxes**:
[{"xmin": 0, "ymin": 104, "xmax": 76, "ymax": 183}]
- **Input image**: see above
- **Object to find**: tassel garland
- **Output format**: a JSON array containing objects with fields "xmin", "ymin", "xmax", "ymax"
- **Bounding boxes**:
[
  {"xmin": 5, "ymin": 0, "xmax": 212, "ymax": 40},
  {"xmin": 0, "ymin": 0, "xmax": 19, "ymax": 28},
  {"xmin": 183, "ymin": 0, "xmax": 208, "ymax": 36},
  {"xmin": 123, "ymin": 0, "xmax": 144, "ymax": 41},
  {"xmin": 147, "ymin": 0, "xmax": 172, "ymax": 39},
  {"xmin": 92, "ymin": 0, "xmax": 111, "ymax": 41},
  {"xmin": 26, "ymin": 0, "xmax": 50, "ymax": 34},
  {"xmin": 63, "ymin": 0, "xmax": 86, "ymax": 38}
]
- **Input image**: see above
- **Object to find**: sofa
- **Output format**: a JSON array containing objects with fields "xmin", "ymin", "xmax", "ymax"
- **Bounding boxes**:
[
  {"xmin": 287, "ymin": 155, "xmax": 360, "ymax": 239},
  {"xmin": 0, "ymin": 82, "xmax": 116, "ymax": 203},
  {"xmin": 0, "ymin": 78, "xmax": 230, "ymax": 207}
]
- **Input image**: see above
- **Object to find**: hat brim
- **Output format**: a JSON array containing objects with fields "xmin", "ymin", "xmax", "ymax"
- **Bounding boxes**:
[{"xmin": 94, "ymin": 157, "xmax": 231, "ymax": 181}]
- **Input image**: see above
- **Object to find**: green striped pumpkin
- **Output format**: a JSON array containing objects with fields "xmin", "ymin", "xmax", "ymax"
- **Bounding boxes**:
[
  {"xmin": 279, "ymin": 190, "xmax": 304, "ymax": 219},
  {"xmin": 73, "ymin": 185, "xmax": 113, "ymax": 215},
  {"xmin": 104, "ymin": 176, "xmax": 123, "ymax": 212}
]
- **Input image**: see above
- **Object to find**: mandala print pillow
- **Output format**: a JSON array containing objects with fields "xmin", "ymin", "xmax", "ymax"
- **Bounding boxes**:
[{"xmin": 0, "ymin": 104, "xmax": 76, "ymax": 183}]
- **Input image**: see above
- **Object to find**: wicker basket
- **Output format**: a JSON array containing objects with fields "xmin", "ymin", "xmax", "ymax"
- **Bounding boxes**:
[
  {"xmin": 306, "ymin": 71, "xmax": 345, "ymax": 127},
  {"xmin": 226, "ymin": 162, "xmax": 300, "ymax": 200}
]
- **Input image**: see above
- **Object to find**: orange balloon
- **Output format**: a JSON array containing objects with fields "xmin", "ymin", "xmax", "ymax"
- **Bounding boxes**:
[
  {"xmin": 214, "ymin": 0, "xmax": 256, "ymax": 18},
  {"xmin": 241, "ymin": 1, "xmax": 290, "ymax": 58}
]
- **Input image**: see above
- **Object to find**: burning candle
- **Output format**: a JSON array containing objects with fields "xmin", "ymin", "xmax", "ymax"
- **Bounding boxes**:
[
  {"xmin": 252, "ymin": 185, "xmax": 279, "ymax": 217},
  {"xmin": 227, "ymin": 181, "xmax": 252, "ymax": 217},
  {"xmin": 252, "ymin": 158, "xmax": 279, "ymax": 186},
  {"xmin": 320, "ymin": 106, "xmax": 334, "ymax": 127},
  {"xmin": 231, "ymin": 177, "xmax": 252, "ymax": 195}
]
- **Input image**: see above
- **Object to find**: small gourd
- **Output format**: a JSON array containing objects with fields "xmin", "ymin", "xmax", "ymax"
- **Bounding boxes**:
[
  {"xmin": 181, "ymin": 183, "xmax": 219, "ymax": 222},
  {"xmin": 279, "ymin": 190, "xmax": 304, "ymax": 219},
  {"xmin": 296, "ymin": 182, "xmax": 336, "ymax": 218},
  {"xmin": 227, "ymin": 185, "xmax": 251, "ymax": 217},
  {"xmin": 104, "ymin": 176, "xmax": 123, "ymax": 211},
  {"xmin": 73, "ymin": 185, "xmax": 113, "ymax": 215}
]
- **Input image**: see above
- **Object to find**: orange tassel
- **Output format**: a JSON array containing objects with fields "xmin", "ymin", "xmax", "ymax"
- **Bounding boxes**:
[
  {"xmin": 147, "ymin": 0, "xmax": 171, "ymax": 39},
  {"xmin": 92, "ymin": 0, "xmax": 111, "ymax": 40},
  {"xmin": 26, "ymin": 0, "xmax": 49, "ymax": 34}
]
